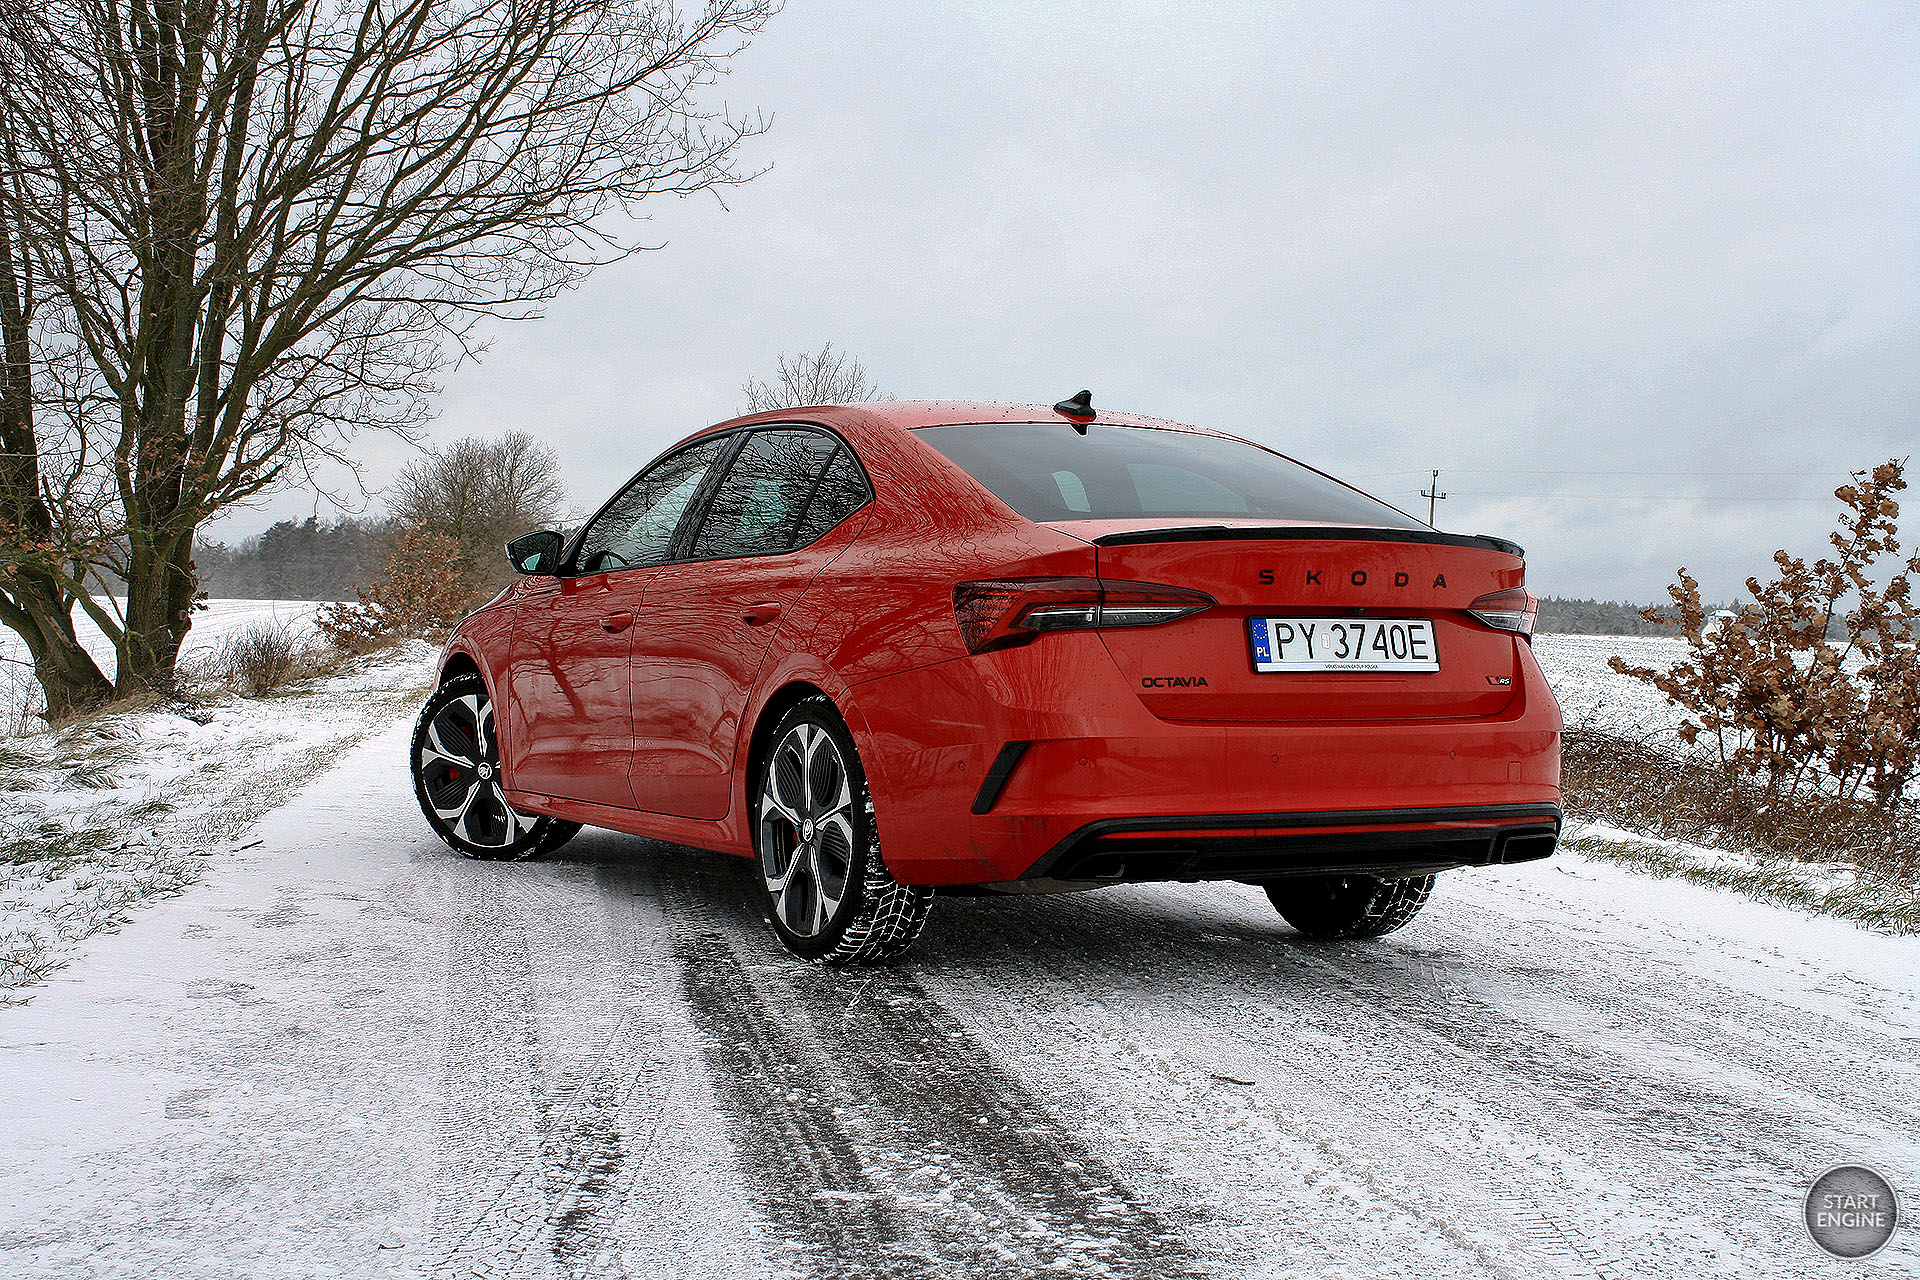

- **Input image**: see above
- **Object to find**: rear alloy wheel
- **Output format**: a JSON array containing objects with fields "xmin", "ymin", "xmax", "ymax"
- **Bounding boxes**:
[
  {"xmin": 754, "ymin": 697, "xmax": 933, "ymax": 963},
  {"xmin": 1265, "ymin": 874, "xmax": 1433, "ymax": 939},
  {"xmin": 411, "ymin": 672, "xmax": 579, "ymax": 861}
]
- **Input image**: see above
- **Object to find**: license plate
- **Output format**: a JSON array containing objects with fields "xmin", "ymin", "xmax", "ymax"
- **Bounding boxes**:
[{"xmin": 1249, "ymin": 617, "xmax": 1440, "ymax": 672}]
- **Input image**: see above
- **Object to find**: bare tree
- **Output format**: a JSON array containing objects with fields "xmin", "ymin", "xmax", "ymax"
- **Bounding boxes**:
[
  {"xmin": 390, "ymin": 430, "xmax": 564, "ymax": 587},
  {"xmin": 0, "ymin": 112, "xmax": 121, "ymax": 717},
  {"xmin": 741, "ymin": 343, "xmax": 884, "ymax": 413},
  {"xmin": 0, "ymin": 0, "xmax": 775, "ymax": 715}
]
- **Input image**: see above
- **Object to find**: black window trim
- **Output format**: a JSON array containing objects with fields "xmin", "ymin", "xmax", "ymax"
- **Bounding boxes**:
[{"xmin": 673, "ymin": 422, "xmax": 874, "ymax": 566}]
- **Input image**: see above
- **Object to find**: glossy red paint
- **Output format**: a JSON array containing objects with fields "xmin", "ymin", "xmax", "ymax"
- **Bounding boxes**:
[
  {"xmin": 437, "ymin": 401, "xmax": 1564, "ymax": 888},
  {"xmin": 502, "ymin": 568, "xmax": 647, "ymax": 807}
]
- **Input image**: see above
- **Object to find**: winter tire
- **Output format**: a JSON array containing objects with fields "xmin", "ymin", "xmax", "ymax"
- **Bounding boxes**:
[
  {"xmin": 412, "ymin": 672, "xmax": 580, "ymax": 861},
  {"xmin": 1265, "ymin": 873, "xmax": 1433, "ymax": 939},
  {"xmin": 753, "ymin": 696, "xmax": 934, "ymax": 963}
]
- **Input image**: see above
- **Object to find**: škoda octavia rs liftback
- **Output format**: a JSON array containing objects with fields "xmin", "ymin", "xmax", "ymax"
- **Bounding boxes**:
[{"xmin": 411, "ymin": 393, "xmax": 1563, "ymax": 962}]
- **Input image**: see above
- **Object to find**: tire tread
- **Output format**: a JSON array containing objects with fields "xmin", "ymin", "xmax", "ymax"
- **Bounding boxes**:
[
  {"xmin": 759, "ymin": 695, "xmax": 934, "ymax": 964},
  {"xmin": 1265, "ymin": 873, "xmax": 1433, "ymax": 939}
]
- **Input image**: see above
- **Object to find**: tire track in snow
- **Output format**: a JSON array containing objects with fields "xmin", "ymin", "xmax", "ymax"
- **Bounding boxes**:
[
  {"xmin": 918, "ymin": 881, "xmax": 1878, "ymax": 1278},
  {"xmin": 676, "ymin": 930, "xmax": 939, "ymax": 1279},
  {"xmin": 919, "ymin": 889, "xmax": 1663, "ymax": 1279},
  {"xmin": 792, "ymin": 961, "xmax": 1206, "ymax": 1279},
  {"xmin": 1438, "ymin": 874, "xmax": 1919, "ymax": 1136},
  {"xmin": 669, "ymin": 861, "xmax": 1210, "ymax": 1279},
  {"xmin": 425, "ymin": 860, "xmax": 676, "ymax": 1280},
  {"xmin": 427, "ymin": 864, "xmax": 559, "ymax": 1280}
]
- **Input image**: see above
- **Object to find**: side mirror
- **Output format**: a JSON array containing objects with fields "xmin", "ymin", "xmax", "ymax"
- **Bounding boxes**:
[{"xmin": 506, "ymin": 529, "xmax": 563, "ymax": 576}]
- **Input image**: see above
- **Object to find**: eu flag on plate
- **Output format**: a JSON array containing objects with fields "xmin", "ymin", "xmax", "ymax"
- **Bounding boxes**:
[{"xmin": 1249, "ymin": 617, "xmax": 1272, "ymax": 664}]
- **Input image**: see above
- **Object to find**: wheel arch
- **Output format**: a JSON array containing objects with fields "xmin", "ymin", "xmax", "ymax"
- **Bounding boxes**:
[
  {"xmin": 737, "ymin": 670, "xmax": 888, "ymax": 838},
  {"xmin": 744, "ymin": 679, "xmax": 832, "ymax": 790},
  {"xmin": 438, "ymin": 649, "xmax": 484, "ymax": 687}
]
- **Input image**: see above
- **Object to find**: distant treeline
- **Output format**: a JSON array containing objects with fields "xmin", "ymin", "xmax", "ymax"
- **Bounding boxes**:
[
  {"xmin": 1535, "ymin": 596, "xmax": 1691, "ymax": 635},
  {"xmin": 195, "ymin": 516, "xmax": 396, "ymax": 601}
]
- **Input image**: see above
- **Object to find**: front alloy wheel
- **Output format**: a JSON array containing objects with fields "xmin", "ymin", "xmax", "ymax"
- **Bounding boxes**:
[
  {"xmin": 754, "ymin": 697, "xmax": 933, "ymax": 962},
  {"xmin": 411, "ymin": 672, "xmax": 578, "ymax": 861}
]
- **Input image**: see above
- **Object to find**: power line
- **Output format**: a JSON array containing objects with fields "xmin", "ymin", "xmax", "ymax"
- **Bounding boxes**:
[{"xmin": 1443, "ymin": 492, "xmax": 1842, "ymax": 502}]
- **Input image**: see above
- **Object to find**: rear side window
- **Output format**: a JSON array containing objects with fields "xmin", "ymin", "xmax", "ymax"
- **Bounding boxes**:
[
  {"xmin": 694, "ymin": 429, "xmax": 835, "ymax": 558},
  {"xmin": 693, "ymin": 428, "xmax": 864, "ymax": 559},
  {"xmin": 792, "ymin": 445, "xmax": 870, "ymax": 546},
  {"xmin": 915, "ymin": 422, "xmax": 1423, "ymax": 528}
]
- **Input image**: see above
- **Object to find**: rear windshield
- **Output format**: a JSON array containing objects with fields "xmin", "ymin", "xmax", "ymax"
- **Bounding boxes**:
[{"xmin": 914, "ymin": 422, "xmax": 1423, "ymax": 527}]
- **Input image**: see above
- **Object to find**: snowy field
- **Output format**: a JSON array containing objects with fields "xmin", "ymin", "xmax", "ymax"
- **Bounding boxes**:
[
  {"xmin": 0, "ymin": 599, "xmax": 324, "ymax": 736},
  {"xmin": 0, "ymin": 718, "xmax": 1913, "ymax": 1278},
  {"xmin": 1531, "ymin": 632, "xmax": 1694, "ymax": 741}
]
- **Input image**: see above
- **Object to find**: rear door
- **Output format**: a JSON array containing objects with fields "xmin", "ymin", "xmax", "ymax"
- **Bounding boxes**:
[
  {"xmin": 504, "ymin": 435, "xmax": 731, "ymax": 804},
  {"xmin": 629, "ymin": 428, "xmax": 871, "ymax": 819}
]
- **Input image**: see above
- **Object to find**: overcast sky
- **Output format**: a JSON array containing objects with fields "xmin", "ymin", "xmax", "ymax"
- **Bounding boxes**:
[{"xmin": 208, "ymin": 1, "xmax": 1918, "ymax": 603}]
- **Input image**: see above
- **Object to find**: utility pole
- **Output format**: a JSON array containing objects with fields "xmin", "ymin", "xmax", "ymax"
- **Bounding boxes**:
[{"xmin": 1421, "ymin": 470, "xmax": 1448, "ymax": 525}]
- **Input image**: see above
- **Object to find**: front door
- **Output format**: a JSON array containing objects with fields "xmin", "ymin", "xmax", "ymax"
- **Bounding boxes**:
[
  {"xmin": 503, "ymin": 568, "xmax": 649, "ymax": 806},
  {"xmin": 503, "ymin": 434, "xmax": 732, "ymax": 806},
  {"xmin": 629, "ymin": 428, "xmax": 872, "ymax": 819}
]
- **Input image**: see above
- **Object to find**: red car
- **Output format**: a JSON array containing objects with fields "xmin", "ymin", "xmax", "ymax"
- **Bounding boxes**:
[{"xmin": 411, "ymin": 396, "xmax": 1562, "ymax": 962}]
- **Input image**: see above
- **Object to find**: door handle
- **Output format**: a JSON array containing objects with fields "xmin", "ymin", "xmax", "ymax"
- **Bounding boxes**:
[
  {"xmin": 741, "ymin": 602, "xmax": 783, "ymax": 626},
  {"xmin": 600, "ymin": 611, "xmax": 634, "ymax": 634}
]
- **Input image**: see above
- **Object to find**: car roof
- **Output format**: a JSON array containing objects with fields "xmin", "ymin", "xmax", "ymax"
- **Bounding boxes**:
[
  {"xmin": 667, "ymin": 400, "xmax": 1431, "ymax": 534},
  {"xmin": 712, "ymin": 399, "xmax": 1236, "ymax": 439}
]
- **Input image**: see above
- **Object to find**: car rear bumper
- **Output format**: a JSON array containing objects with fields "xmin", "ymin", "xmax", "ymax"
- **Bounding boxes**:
[
  {"xmin": 846, "ymin": 633, "xmax": 1564, "ymax": 887},
  {"xmin": 1009, "ymin": 803, "xmax": 1561, "ymax": 889}
]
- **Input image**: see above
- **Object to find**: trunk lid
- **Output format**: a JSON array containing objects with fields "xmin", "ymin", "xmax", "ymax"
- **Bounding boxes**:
[{"xmin": 1058, "ymin": 521, "xmax": 1528, "ymax": 723}]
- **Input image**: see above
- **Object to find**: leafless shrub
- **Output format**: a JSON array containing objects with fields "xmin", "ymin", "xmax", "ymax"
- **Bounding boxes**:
[
  {"xmin": 163, "ymin": 618, "xmax": 335, "ymax": 701},
  {"xmin": 211, "ymin": 621, "xmax": 337, "ymax": 699},
  {"xmin": 0, "ymin": 659, "xmax": 44, "ymax": 738}
]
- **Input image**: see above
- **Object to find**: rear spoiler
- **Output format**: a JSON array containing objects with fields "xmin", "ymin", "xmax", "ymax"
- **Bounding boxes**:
[{"xmin": 1088, "ymin": 525, "xmax": 1525, "ymax": 558}]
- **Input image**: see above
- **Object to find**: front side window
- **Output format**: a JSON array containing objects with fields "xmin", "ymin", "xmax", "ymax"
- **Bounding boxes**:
[
  {"xmin": 914, "ymin": 422, "xmax": 1423, "ymax": 528},
  {"xmin": 574, "ymin": 436, "xmax": 730, "ymax": 574}
]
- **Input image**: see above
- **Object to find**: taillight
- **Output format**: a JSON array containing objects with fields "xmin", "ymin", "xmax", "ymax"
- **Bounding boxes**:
[
  {"xmin": 952, "ymin": 578, "xmax": 1214, "ymax": 654},
  {"xmin": 1466, "ymin": 587, "xmax": 1538, "ymax": 637}
]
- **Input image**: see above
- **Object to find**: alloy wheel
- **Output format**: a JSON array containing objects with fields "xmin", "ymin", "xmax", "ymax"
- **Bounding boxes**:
[
  {"xmin": 758, "ymin": 721, "xmax": 856, "ymax": 937},
  {"xmin": 416, "ymin": 691, "xmax": 534, "ymax": 851}
]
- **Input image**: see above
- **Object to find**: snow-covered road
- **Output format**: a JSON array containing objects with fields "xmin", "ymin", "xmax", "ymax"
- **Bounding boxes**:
[{"xmin": 1, "ymin": 714, "xmax": 1915, "ymax": 1278}]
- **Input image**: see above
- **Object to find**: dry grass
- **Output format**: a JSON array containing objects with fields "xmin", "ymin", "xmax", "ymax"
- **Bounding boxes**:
[
  {"xmin": 1563, "ymin": 727, "xmax": 1918, "ymax": 885},
  {"xmin": 0, "ymin": 661, "xmax": 42, "ymax": 737},
  {"xmin": 183, "ymin": 618, "xmax": 341, "ymax": 699}
]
